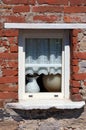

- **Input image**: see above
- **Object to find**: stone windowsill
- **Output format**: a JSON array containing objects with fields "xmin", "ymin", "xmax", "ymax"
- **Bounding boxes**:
[{"xmin": 6, "ymin": 99, "xmax": 85, "ymax": 110}]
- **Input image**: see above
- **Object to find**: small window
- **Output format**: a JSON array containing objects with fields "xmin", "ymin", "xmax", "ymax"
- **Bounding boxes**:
[{"xmin": 19, "ymin": 29, "xmax": 70, "ymax": 100}]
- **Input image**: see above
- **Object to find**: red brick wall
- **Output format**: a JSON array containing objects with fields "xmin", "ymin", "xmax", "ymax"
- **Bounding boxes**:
[
  {"xmin": 70, "ymin": 29, "xmax": 86, "ymax": 101},
  {"xmin": 0, "ymin": 0, "xmax": 86, "ymax": 107},
  {"xmin": 70, "ymin": 29, "xmax": 83, "ymax": 101}
]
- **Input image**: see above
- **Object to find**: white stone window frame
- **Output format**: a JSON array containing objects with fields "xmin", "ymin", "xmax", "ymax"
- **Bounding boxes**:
[{"xmin": 4, "ymin": 23, "xmax": 86, "ymax": 109}]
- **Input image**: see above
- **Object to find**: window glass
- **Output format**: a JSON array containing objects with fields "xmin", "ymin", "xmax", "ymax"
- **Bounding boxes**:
[{"xmin": 25, "ymin": 38, "xmax": 62, "ymax": 93}]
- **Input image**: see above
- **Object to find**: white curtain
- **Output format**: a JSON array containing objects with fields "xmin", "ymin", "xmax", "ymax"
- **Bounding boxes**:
[{"xmin": 25, "ymin": 39, "xmax": 62, "ymax": 75}]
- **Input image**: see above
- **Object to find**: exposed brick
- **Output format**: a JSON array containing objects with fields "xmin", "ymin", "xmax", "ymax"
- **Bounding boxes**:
[
  {"xmin": 64, "ymin": 6, "xmax": 86, "ymax": 13},
  {"xmin": 70, "ymin": 80, "xmax": 80, "ymax": 88},
  {"xmin": 0, "ymin": 30, "xmax": 19, "ymax": 37},
  {"xmin": 72, "ymin": 29, "xmax": 80, "ymax": 37},
  {"xmin": 3, "ymin": 69, "xmax": 18, "ymax": 76},
  {"xmin": 0, "ymin": 23, "xmax": 3, "ymax": 29},
  {"xmin": 10, "ymin": 45, "xmax": 18, "ymax": 52},
  {"xmin": 64, "ymin": 16, "xmax": 72, "ymax": 23},
  {"xmin": 0, "ymin": 60, "xmax": 6, "ymax": 68},
  {"xmin": 3, "ymin": 0, "xmax": 35, "ymax": 5},
  {"xmin": 0, "ymin": 40, "xmax": 9, "ymax": 46},
  {"xmin": 27, "ymin": 0, "xmax": 35, "ymax": 5},
  {"xmin": 0, "ymin": 100, "xmax": 4, "ymax": 108},
  {"xmin": 0, "ymin": 60, "xmax": 2, "ymax": 65},
  {"xmin": 71, "ymin": 59, "xmax": 78, "ymax": 65},
  {"xmin": 71, "ymin": 44, "xmax": 77, "ymax": 52},
  {"xmin": 0, "ymin": 5, "xmax": 12, "ymax": 9},
  {"xmin": 72, "ymin": 73, "xmax": 86, "ymax": 80},
  {"xmin": 7, "ymin": 61, "xmax": 18, "ymax": 68},
  {"xmin": 4, "ymin": 16, "xmax": 25, "ymax": 23},
  {"xmin": 71, "ymin": 94, "xmax": 82, "ymax": 101},
  {"xmin": 32, "ymin": 6, "xmax": 63, "ymax": 13},
  {"xmin": 0, "ymin": 92, "xmax": 18, "ymax": 99},
  {"xmin": 0, "ymin": 10, "xmax": 12, "ymax": 17},
  {"xmin": 13, "ymin": 6, "xmax": 30, "ymax": 13},
  {"xmin": 73, "ymin": 52, "xmax": 86, "ymax": 59},
  {"xmin": 70, "ymin": 0, "xmax": 86, "ymax": 6},
  {"xmin": 8, "ymin": 37, "xmax": 18, "ymax": 45},
  {"xmin": 0, "ymin": 77, "xmax": 18, "ymax": 83},
  {"xmin": 33, "ymin": 15, "xmax": 58, "ymax": 22},
  {"xmin": 3, "ymin": 0, "xmax": 28, "ymax": 4},
  {"xmin": 72, "ymin": 37, "xmax": 77, "ymax": 45},
  {"xmin": 64, "ymin": 16, "xmax": 81, "ymax": 23},
  {"xmin": 0, "ymin": 53, "xmax": 18, "ymax": 60},
  {"xmin": 72, "ymin": 66, "xmax": 79, "ymax": 73},
  {"xmin": 0, "ymin": 84, "xmax": 18, "ymax": 92},
  {"xmin": 37, "ymin": 0, "xmax": 68, "ymax": 5},
  {"xmin": 71, "ymin": 88, "xmax": 79, "ymax": 94}
]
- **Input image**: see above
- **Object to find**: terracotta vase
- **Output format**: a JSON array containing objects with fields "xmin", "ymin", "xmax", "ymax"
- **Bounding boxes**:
[{"xmin": 42, "ymin": 74, "xmax": 61, "ymax": 92}]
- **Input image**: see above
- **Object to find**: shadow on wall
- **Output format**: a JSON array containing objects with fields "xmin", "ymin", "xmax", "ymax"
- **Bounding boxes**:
[{"xmin": 13, "ymin": 107, "xmax": 84, "ymax": 120}]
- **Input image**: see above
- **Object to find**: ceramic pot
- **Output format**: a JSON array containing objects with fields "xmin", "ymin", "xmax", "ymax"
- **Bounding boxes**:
[
  {"xmin": 42, "ymin": 74, "xmax": 61, "ymax": 92},
  {"xmin": 26, "ymin": 76, "xmax": 40, "ymax": 93}
]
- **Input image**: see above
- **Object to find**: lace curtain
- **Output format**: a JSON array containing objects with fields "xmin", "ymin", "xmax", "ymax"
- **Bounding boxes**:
[{"xmin": 25, "ymin": 39, "xmax": 62, "ymax": 75}]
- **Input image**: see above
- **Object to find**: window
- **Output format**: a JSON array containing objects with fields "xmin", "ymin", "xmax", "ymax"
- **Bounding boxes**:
[
  {"xmin": 19, "ymin": 29, "xmax": 70, "ymax": 100},
  {"xmin": 5, "ymin": 23, "xmax": 85, "ymax": 109}
]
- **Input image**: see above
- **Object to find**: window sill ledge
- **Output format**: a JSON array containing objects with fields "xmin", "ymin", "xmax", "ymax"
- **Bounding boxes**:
[
  {"xmin": 6, "ymin": 99, "xmax": 85, "ymax": 110},
  {"xmin": 5, "ymin": 23, "xmax": 86, "ymax": 29}
]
